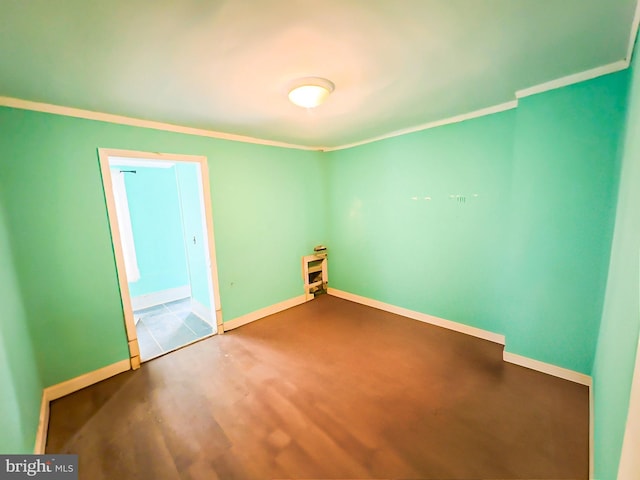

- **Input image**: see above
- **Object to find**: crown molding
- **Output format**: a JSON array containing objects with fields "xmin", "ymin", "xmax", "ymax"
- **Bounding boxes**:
[
  {"xmin": 627, "ymin": 0, "xmax": 640, "ymax": 64},
  {"xmin": 515, "ymin": 60, "xmax": 629, "ymax": 99},
  {"xmin": 0, "ymin": 96, "xmax": 322, "ymax": 152},
  {"xmin": 1, "ymin": 44, "xmax": 635, "ymax": 154},
  {"xmin": 323, "ymin": 101, "xmax": 519, "ymax": 152}
]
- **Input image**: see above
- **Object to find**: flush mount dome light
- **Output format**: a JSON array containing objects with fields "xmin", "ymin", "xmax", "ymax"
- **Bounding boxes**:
[{"xmin": 288, "ymin": 77, "xmax": 335, "ymax": 108}]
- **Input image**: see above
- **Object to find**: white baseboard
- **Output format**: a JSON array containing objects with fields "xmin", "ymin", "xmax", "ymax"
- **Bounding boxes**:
[
  {"xmin": 327, "ymin": 288, "xmax": 506, "ymax": 345},
  {"xmin": 589, "ymin": 385, "xmax": 594, "ymax": 479},
  {"xmin": 503, "ymin": 351, "xmax": 592, "ymax": 386},
  {"xmin": 223, "ymin": 295, "xmax": 307, "ymax": 332},
  {"xmin": 34, "ymin": 359, "xmax": 131, "ymax": 453},
  {"xmin": 191, "ymin": 298, "xmax": 213, "ymax": 324},
  {"xmin": 32, "ymin": 292, "xmax": 594, "ymax": 454},
  {"xmin": 131, "ymin": 285, "xmax": 190, "ymax": 311},
  {"xmin": 43, "ymin": 359, "xmax": 131, "ymax": 402}
]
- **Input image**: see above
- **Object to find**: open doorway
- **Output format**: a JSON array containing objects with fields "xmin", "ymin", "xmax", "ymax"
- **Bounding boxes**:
[{"xmin": 98, "ymin": 149, "xmax": 223, "ymax": 368}]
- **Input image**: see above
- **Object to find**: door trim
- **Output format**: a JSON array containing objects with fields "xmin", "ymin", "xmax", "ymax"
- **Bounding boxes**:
[
  {"xmin": 97, "ymin": 148, "xmax": 223, "ymax": 368},
  {"xmin": 618, "ymin": 331, "xmax": 640, "ymax": 478}
]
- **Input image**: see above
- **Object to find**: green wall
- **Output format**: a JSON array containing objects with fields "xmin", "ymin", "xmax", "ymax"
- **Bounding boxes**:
[
  {"xmin": 0, "ymin": 107, "xmax": 326, "ymax": 389},
  {"xmin": 326, "ymin": 110, "xmax": 516, "ymax": 335},
  {"xmin": 327, "ymin": 71, "xmax": 628, "ymax": 376},
  {"xmin": 504, "ymin": 72, "xmax": 628, "ymax": 374},
  {"xmin": 0, "ymin": 194, "xmax": 42, "ymax": 453},
  {"xmin": 592, "ymin": 45, "xmax": 640, "ymax": 479},
  {"xmin": 0, "ymin": 64, "xmax": 634, "ymax": 464}
]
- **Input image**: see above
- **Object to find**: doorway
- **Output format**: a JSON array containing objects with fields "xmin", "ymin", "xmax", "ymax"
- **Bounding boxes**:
[{"xmin": 98, "ymin": 149, "xmax": 223, "ymax": 368}]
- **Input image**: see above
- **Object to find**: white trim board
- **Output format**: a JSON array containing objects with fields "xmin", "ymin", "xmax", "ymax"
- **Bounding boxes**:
[
  {"xmin": 43, "ymin": 359, "xmax": 131, "ymax": 402},
  {"xmin": 130, "ymin": 286, "xmax": 190, "ymax": 311},
  {"xmin": 0, "ymin": 97, "xmax": 319, "ymax": 152},
  {"xmin": 326, "ymin": 53, "xmax": 628, "ymax": 150},
  {"xmin": 34, "ymin": 392, "xmax": 49, "ymax": 455},
  {"xmin": 327, "ymin": 288, "xmax": 506, "ymax": 345},
  {"xmin": 34, "ymin": 359, "xmax": 131, "ymax": 454},
  {"xmin": 328, "ymin": 288, "xmax": 593, "ymax": 387},
  {"xmin": 323, "ymin": 101, "xmax": 518, "ymax": 152},
  {"xmin": 589, "ymin": 385, "xmax": 594, "ymax": 479},
  {"xmin": 515, "ymin": 60, "xmax": 629, "ymax": 99},
  {"xmin": 627, "ymin": 0, "xmax": 640, "ymax": 64},
  {"xmin": 223, "ymin": 295, "xmax": 307, "ymax": 332},
  {"xmin": 0, "ymin": 52, "xmax": 633, "ymax": 154},
  {"xmin": 617, "ymin": 331, "xmax": 640, "ymax": 479},
  {"xmin": 502, "ymin": 351, "xmax": 592, "ymax": 386}
]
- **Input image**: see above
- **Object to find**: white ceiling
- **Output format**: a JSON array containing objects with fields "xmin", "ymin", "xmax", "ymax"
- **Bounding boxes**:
[{"xmin": 0, "ymin": 0, "xmax": 637, "ymax": 149}]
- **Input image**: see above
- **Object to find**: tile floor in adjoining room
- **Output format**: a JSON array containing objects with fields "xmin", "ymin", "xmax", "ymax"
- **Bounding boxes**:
[{"xmin": 134, "ymin": 298, "xmax": 214, "ymax": 361}]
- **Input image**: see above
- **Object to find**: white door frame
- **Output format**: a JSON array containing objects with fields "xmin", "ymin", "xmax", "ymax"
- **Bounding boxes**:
[
  {"xmin": 618, "ymin": 330, "xmax": 640, "ymax": 478},
  {"xmin": 98, "ymin": 148, "xmax": 223, "ymax": 369}
]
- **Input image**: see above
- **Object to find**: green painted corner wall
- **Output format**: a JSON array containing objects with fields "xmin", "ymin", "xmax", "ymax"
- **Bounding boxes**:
[
  {"xmin": 212, "ymin": 142, "xmax": 327, "ymax": 320},
  {"xmin": 504, "ymin": 72, "xmax": 629, "ymax": 374},
  {"xmin": 326, "ymin": 110, "xmax": 516, "ymax": 335},
  {"xmin": 0, "ymin": 107, "xmax": 326, "ymax": 387},
  {"xmin": 0, "ymin": 194, "xmax": 42, "ymax": 453},
  {"xmin": 592, "ymin": 43, "xmax": 640, "ymax": 480},
  {"xmin": 326, "ymin": 70, "xmax": 629, "ymax": 376}
]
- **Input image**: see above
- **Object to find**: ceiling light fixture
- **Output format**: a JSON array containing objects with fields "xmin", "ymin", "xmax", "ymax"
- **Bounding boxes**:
[{"xmin": 288, "ymin": 77, "xmax": 335, "ymax": 108}]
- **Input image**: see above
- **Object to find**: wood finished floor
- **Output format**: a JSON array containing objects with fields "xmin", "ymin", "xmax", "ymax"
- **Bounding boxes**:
[{"xmin": 46, "ymin": 295, "xmax": 588, "ymax": 479}]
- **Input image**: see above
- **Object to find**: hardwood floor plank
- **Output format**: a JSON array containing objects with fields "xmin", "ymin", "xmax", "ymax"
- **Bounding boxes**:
[{"xmin": 47, "ymin": 295, "xmax": 588, "ymax": 479}]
